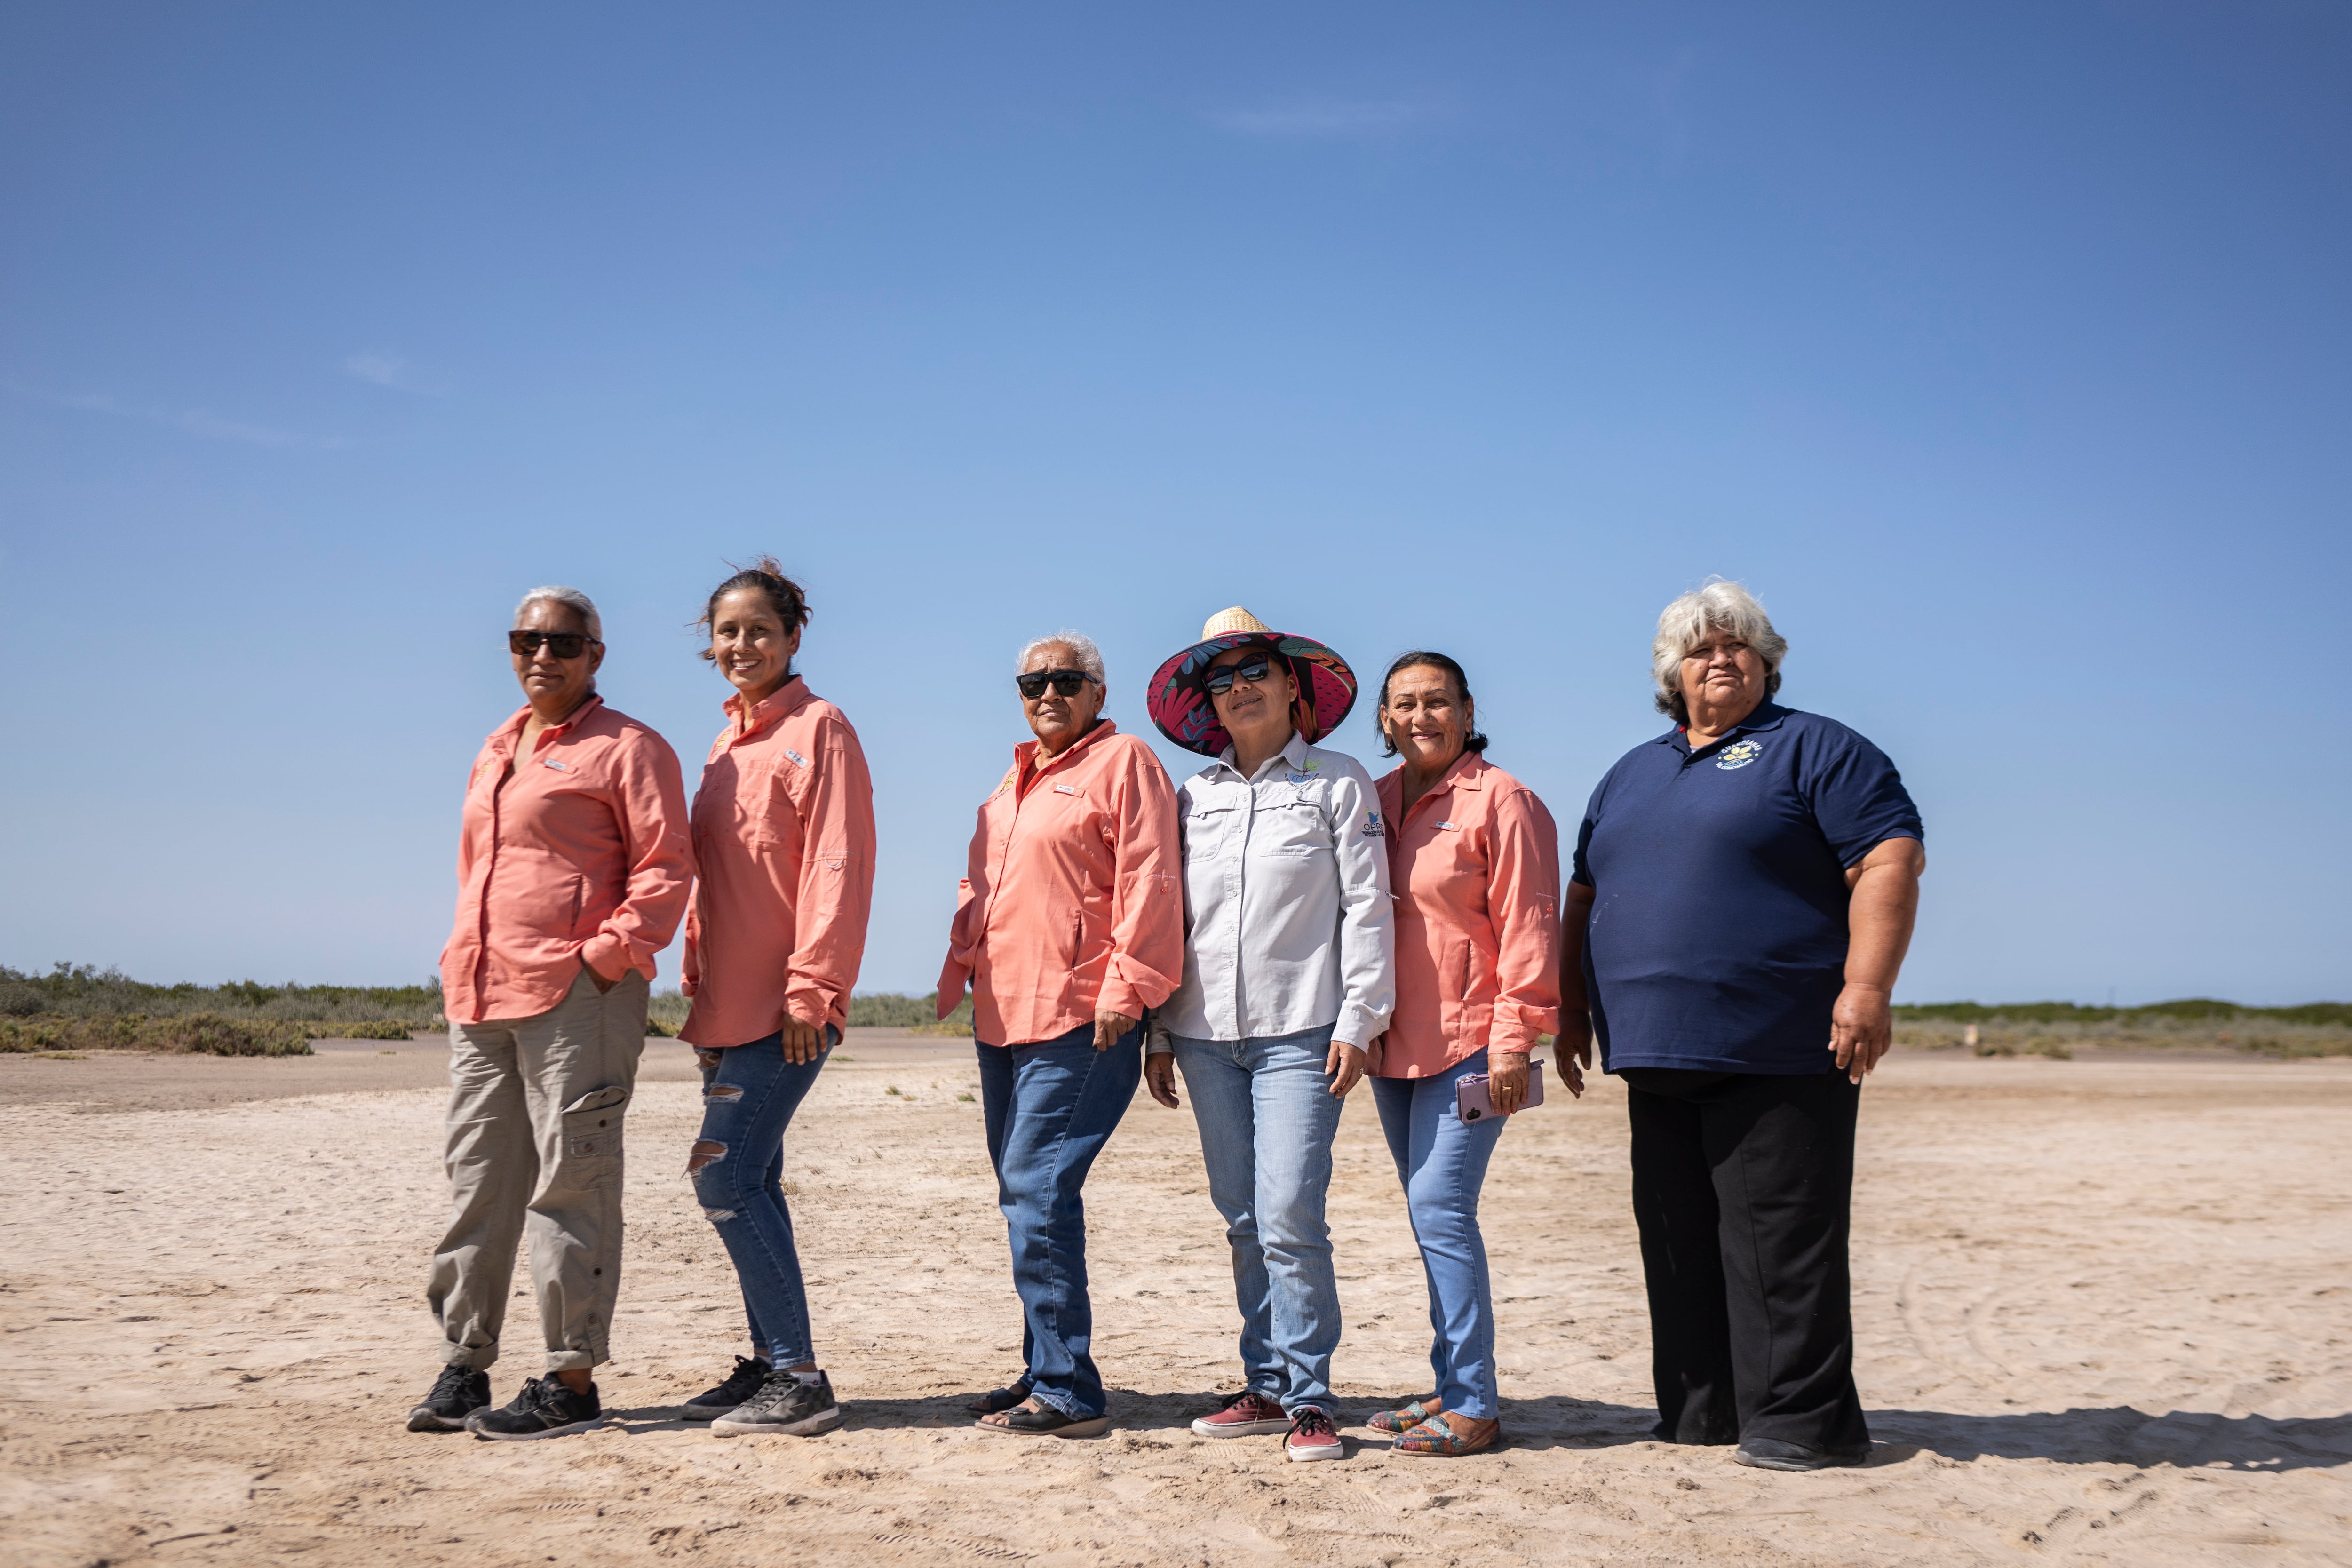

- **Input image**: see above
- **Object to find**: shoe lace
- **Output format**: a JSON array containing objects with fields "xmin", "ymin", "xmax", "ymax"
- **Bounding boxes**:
[
  {"xmin": 1216, "ymin": 1389, "xmax": 1274, "ymax": 1414},
  {"xmin": 736, "ymin": 1371, "xmax": 799, "ymax": 1415},
  {"xmin": 428, "ymin": 1365, "xmax": 477, "ymax": 1401},
  {"xmin": 1290, "ymin": 1408, "xmax": 1335, "ymax": 1440},
  {"xmin": 722, "ymin": 1357, "xmax": 770, "ymax": 1395}
]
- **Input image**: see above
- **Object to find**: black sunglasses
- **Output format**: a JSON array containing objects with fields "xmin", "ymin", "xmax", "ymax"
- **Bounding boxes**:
[
  {"xmin": 1017, "ymin": 668, "xmax": 1098, "ymax": 700},
  {"xmin": 1202, "ymin": 652, "xmax": 1277, "ymax": 696},
  {"xmin": 509, "ymin": 630, "xmax": 598, "ymax": 659}
]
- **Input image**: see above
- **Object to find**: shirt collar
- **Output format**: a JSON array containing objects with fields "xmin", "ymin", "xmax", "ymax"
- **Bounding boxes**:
[
  {"xmin": 723, "ymin": 676, "xmax": 811, "ymax": 737},
  {"xmin": 1438, "ymin": 750, "xmax": 1485, "ymax": 792},
  {"xmin": 1663, "ymin": 699, "xmax": 1789, "ymax": 757},
  {"xmin": 1214, "ymin": 729, "xmax": 1312, "ymax": 782},
  {"xmin": 495, "ymin": 692, "xmax": 604, "ymax": 751},
  {"xmin": 1016, "ymin": 717, "xmax": 1117, "ymax": 776}
]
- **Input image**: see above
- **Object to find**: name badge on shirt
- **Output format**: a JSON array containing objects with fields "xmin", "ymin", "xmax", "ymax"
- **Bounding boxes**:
[
  {"xmin": 785, "ymin": 748, "xmax": 809, "ymax": 767},
  {"xmin": 1434, "ymin": 820, "xmax": 1458, "ymax": 831},
  {"xmin": 1054, "ymin": 784, "xmax": 1077, "ymax": 795},
  {"xmin": 543, "ymin": 759, "xmax": 572, "ymax": 772}
]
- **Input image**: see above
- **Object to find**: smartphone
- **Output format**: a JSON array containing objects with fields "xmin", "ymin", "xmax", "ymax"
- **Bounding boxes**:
[{"xmin": 1456, "ymin": 1060, "xmax": 1545, "ymax": 1122}]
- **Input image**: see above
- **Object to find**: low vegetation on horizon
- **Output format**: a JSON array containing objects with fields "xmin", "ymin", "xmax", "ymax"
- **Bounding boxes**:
[{"xmin": 1, "ymin": 964, "xmax": 2340, "ymax": 1057}]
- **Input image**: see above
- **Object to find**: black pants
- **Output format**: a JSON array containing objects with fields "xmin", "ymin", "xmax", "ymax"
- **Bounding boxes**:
[{"xmin": 1621, "ymin": 1067, "xmax": 1868, "ymax": 1452}]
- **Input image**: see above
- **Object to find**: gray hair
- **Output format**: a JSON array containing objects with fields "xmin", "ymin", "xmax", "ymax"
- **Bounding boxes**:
[
  {"xmin": 515, "ymin": 585, "xmax": 603, "ymax": 642},
  {"xmin": 1651, "ymin": 578, "xmax": 1786, "ymax": 723},
  {"xmin": 1016, "ymin": 630, "xmax": 1106, "ymax": 685}
]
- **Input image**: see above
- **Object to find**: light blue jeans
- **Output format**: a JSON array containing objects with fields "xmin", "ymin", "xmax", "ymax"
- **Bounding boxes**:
[
  {"xmin": 1168, "ymin": 1023, "xmax": 1343, "ymax": 1414},
  {"xmin": 1369, "ymin": 1048, "xmax": 1508, "ymax": 1420},
  {"xmin": 975, "ymin": 1023, "xmax": 1142, "ymax": 1419}
]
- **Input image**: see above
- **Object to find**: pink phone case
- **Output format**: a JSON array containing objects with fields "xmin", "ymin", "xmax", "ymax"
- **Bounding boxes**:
[{"xmin": 1455, "ymin": 1060, "xmax": 1545, "ymax": 1122}]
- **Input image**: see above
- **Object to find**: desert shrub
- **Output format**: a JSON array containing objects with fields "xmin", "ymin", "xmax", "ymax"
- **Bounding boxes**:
[
  {"xmin": 0, "ymin": 1013, "xmax": 310, "ymax": 1056},
  {"xmin": 849, "ymin": 992, "xmax": 950, "ymax": 1028},
  {"xmin": 306, "ymin": 1019, "xmax": 429, "ymax": 1040},
  {"xmin": 0, "ymin": 963, "xmax": 441, "ymax": 1028}
]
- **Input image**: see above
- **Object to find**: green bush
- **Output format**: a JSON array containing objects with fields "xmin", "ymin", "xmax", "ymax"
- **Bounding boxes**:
[
  {"xmin": 0, "ymin": 1012, "xmax": 311, "ymax": 1056},
  {"xmin": 0, "ymin": 963, "xmax": 441, "ymax": 1029},
  {"xmin": 1899, "ymin": 997, "xmax": 2350, "ymax": 1028},
  {"xmin": 308, "ymin": 1019, "xmax": 430, "ymax": 1040}
]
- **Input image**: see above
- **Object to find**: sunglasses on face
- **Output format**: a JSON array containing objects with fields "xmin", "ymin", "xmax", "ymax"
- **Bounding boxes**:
[
  {"xmin": 1202, "ymin": 653, "xmax": 1277, "ymax": 696},
  {"xmin": 1017, "ymin": 669, "xmax": 1097, "ymax": 700},
  {"xmin": 509, "ymin": 630, "xmax": 597, "ymax": 659}
]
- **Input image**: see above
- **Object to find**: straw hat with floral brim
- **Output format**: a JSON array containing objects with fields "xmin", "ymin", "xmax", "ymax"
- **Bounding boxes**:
[{"xmin": 1147, "ymin": 606, "xmax": 1359, "ymax": 758}]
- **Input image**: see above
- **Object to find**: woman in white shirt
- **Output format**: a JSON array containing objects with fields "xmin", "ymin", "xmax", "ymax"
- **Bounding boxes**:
[{"xmin": 1144, "ymin": 606, "xmax": 1395, "ymax": 1465}]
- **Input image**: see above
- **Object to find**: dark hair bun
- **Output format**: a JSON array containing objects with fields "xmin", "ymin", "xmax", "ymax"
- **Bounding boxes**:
[{"xmin": 698, "ymin": 557, "xmax": 810, "ymax": 661}]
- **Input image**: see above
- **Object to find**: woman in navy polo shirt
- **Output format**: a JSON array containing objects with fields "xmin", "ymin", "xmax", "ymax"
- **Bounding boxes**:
[{"xmin": 1560, "ymin": 579, "xmax": 1924, "ymax": 1473}]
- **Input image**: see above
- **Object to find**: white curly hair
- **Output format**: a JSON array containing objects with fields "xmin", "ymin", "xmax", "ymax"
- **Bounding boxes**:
[{"xmin": 1651, "ymin": 578, "xmax": 1786, "ymax": 723}]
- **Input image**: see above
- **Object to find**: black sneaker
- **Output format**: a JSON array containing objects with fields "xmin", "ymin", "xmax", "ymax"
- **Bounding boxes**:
[
  {"xmin": 683, "ymin": 1356, "xmax": 771, "ymax": 1422},
  {"xmin": 466, "ymin": 1376, "xmax": 606, "ymax": 1441},
  {"xmin": 710, "ymin": 1370, "xmax": 842, "ymax": 1437},
  {"xmin": 406, "ymin": 1365, "xmax": 490, "ymax": 1432},
  {"xmin": 1733, "ymin": 1437, "xmax": 1873, "ymax": 1472}
]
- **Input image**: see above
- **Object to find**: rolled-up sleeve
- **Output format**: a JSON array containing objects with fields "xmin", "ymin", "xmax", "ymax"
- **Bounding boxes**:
[
  {"xmin": 1099, "ymin": 748, "xmax": 1184, "ymax": 1021},
  {"xmin": 1327, "ymin": 759, "xmax": 1397, "ymax": 1050},
  {"xmin": 1486, "ymin": 786, "xmax": 1564, "ymax": 1054},
  {"xmin": 782, "ymin": 718, "xmax": 878, "ymax": 1031},
  {"xmin": 579, "ymin": 733, "xmax": 694, "ymax": 985}
]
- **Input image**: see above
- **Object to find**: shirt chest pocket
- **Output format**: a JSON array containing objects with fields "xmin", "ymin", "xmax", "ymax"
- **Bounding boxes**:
[
  {"xmin": 738, "ymin": 758, "xmax": 804, "ymax": 850},
  {"xmin": 1180, "ymin": 801, "xmax": 1239, "ymax": 861},
  {"xmin": 1249, "ymin": 796, "xmax": 1330, "ymax": 859}
]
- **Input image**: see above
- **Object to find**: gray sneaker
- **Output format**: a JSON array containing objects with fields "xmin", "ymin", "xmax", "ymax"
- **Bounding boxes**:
[{"xmin": 710, "ymin": 1370, "xmax": 842, "ymax": 1437}]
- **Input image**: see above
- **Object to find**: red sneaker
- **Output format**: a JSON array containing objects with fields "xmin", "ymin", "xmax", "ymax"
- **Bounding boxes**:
[
  {"xmin": 1191, "ymin": 1391, "xmax": 1292, "ymax": 1438},
  {"xmin": 1285, "ymin": 1406, "xmax": 1345, "ymax": 1463}
]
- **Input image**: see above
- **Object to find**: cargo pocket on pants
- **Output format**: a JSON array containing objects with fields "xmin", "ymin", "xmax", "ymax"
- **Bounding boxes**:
[{"xmin": 560, "ymin": 1084, "xmax": 630, "ymax": 1189}]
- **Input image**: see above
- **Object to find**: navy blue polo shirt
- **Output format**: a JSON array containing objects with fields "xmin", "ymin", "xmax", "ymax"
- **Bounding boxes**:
[{"xmin": 1571, "ymin": 701, "xmax": 1923, "ymax": 1075}]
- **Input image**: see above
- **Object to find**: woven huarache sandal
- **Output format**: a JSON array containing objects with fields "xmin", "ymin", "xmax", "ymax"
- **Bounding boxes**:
[
  {"xmin": 1366, "ymin": 1399, "xmax": 1436, "ymax": 1434},
  {"xmin": 1391, "ymin": 1415, "xmax": 1501, "ymax": 1458},
  {"xmin": 974, "ymin": 1402, "xmax": 1111, "ymax": 1440},
  {"xmin": 964, "ymin": 1377, "xmax": 1034, "ymax": 1415}
]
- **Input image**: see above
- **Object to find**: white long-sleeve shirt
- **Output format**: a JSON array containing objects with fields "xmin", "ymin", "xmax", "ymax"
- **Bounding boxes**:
[{"xmin": 1150, "ymin": 731, "xmax": 1396, "ymax": 1052}]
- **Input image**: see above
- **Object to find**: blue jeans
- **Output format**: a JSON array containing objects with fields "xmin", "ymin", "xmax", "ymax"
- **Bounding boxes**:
[
  {"xmin": 690, "ymin": 1027, "xmax": 836, "ymax": 1366},
  {"xmin": 976, "ymin": 1022, "xmax": 1143, "ymax": 1420},
  {"xmin": 1168, "ymin": 1023, "xmax": 1343, "ymax": 1413},
  {"xmin": 1371, "ymin": 1048, "xmax": 1508, "ymax": 1420}
]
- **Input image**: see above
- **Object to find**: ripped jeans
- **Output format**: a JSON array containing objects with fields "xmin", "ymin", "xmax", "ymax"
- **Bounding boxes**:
[{"xmin": 689, "ymin": 1027, "xmax": 836, "ymax": 1367}]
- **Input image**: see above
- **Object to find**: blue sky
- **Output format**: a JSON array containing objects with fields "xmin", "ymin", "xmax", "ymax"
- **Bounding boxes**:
[{"xmin": 2, "ymin": 3, "xmax": 2345, "ymax": 1005}]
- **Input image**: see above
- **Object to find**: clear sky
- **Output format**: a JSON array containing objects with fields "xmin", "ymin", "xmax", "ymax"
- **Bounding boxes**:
[{"xmin": 3, "ymin": 4, "xmax": 2345, "ymax": 1005}]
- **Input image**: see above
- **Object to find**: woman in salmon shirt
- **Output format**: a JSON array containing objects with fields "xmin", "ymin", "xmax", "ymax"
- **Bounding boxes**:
[
  {"xmin": 1366, "ymin": 652, "xmax": 1571, "ymax": 1458},
  {"xmin": 672, "ymin": 560, "xmax": 876, "ymax": 1440},
  {"xmin": 413, "ymin": 585, "xmax": 692, "ymax": 1443},
  {"xmin": 939, "ymin": 630, "xmax": 1183, "ymax": 1439}
]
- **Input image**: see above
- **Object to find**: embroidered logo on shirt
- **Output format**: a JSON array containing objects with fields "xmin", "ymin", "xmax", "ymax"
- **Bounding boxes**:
[
  {"xmin": 784, "ymin": 748, "xmax": 809, "ymax": 767},
  {"xmin": 1362, "ymin": 811, "xmax": 1386, "ymax": 838},
  {"xmin": 1716, "ymin": 739, "xmax": 1764, "ymax": 771}
]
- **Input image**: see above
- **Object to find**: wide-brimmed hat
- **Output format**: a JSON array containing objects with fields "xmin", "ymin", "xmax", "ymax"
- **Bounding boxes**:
[{"xmin": 1148, "ymin": 606, "xmax": 1358, "ymax": 757}]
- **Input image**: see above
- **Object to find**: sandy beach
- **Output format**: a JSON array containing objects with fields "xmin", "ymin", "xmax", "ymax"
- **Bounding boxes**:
[{"xmin": 3, "ymin": 1035, "xmax": 2347, "ymax": 1567}]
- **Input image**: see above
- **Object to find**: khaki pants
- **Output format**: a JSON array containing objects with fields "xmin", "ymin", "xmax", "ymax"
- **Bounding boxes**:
[{"xmin": 428, "ymin": 968, "xmax": 646, "ymax": 1373}]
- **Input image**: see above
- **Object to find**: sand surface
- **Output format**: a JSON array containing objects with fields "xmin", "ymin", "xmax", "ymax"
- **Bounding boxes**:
[{"xmin": 3, "ymin": 1035, "xmax": 2347, "ymax": 1567}]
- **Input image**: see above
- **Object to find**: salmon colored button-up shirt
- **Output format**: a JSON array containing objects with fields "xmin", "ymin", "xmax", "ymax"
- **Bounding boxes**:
[
  {"xmin": 440, "ymin": 695, "xmax": 693, "ymax": 1027},
  {"xmin": 681, "ymin": 678, "xmax": 877, "ymax": 1049},
  {"xmin": 1373, "ymin": 751, "xmax": 1563, "ymax": 1077},
  {"xmin": 938, "ymin": 721, "xmax": 1184, "ymax": 1047}
]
